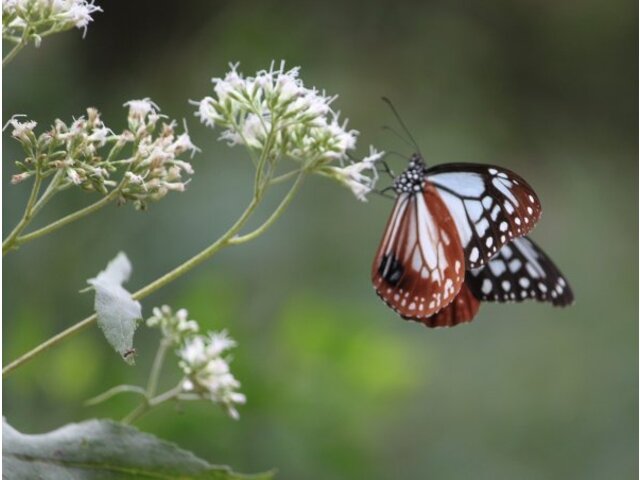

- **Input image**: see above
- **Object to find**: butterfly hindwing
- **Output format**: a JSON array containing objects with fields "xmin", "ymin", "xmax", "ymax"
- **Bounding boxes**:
[
  {"xmin": 426, "ymin": 163, "xmax": 542, "ymax": 269},
  {"xmin": 422, "ymin": 283, "xmax": 480, "ymax": 327},
  {"xmin": 466, "ymin": 236, "xmax": 574, "ymax": 306},
  {"xmin": 372, "ymin": 184, "xmax": 465, "ymax": 321}
]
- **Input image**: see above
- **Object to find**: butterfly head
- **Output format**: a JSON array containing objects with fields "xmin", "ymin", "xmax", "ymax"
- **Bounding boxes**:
[{"xmin": 393, "ymin": 153, "xmax": 427, "ymax": 194}]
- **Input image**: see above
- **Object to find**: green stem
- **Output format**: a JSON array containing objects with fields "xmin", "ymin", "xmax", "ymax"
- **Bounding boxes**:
[
  {"xmin": 84, "ymin": 384, "xmax": 147, "ymax": 406},
  {"xmin": 130, "ymin": 195, "xmax": 260, "ymax": 300},
  {"xmin": 14, "ymin": 185, "xmax": 122, "ymax": 247},
  {"xmin": 2, "ymin": 172, "xmax": 43, "ymax": 254},
  {"xmin": 120, "ymin": 401, "xmax": 147, "ymax": 425},
  {"xmin": 2, "ymin": 30, "xmax": 27, "ymax": 67},
  {"xmin": 121, "ymin": 385, "xmax": 182, "ymax": 425},
  {"xmin": 3, "ymin": 170, "xmax": 65, "ymax": 255},
  {"xmin": 29, "ymin": 169, "xmax": 64, "ymax": 216},
  {"xmin": 2, "ymin": 312, "xmax": 98, "ymax": 376},
  {"xmin": 146, "ymin": 340, "xmax": 170, "ymax": 398},
  {"xmin": 229, "ymin": 172, "xmax": 305, "ymax": 245},
  {"xmin": 269, "ymin": 169, "xmax": 302, "ymax": 186},
  {"xmin": 2, "ymin": 171, "xmax": 305, "ymax": 377}
]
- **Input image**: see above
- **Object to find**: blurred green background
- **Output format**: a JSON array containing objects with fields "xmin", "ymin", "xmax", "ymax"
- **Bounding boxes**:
[{"xmin": 3, "ymin": 1, "xmax": 637, "ymax": 478}]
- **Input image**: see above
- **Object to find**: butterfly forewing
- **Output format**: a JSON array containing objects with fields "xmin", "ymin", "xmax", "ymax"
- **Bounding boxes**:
[
  {"xmin": 372, "ymin": 184, "xmax": 465, "ymax": 321},
  {"xmin": 466, "ymin": 236, "xmax": 574, "ymax": 306},
  {"xmin": 426, "ymin": 164, "xmax": 542, "ymax": 269}
]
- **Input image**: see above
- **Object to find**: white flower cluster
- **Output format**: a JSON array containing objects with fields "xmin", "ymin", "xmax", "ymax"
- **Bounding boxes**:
[
  {"xmin": 178, "ymin": 332, "xmax": 246, "ymax": 420},
  {"xmin": 324, "ymin": 146, "xmax": 385, "ymax": 201},
  {"xmin": 7, "ymin": 100, "xmax": 198, "ymax": 209},
  {"xmin": 146, "ymin": 305, "xmax": 199, "ymax": 345},
  {"xmin": 193, "ymin": 62, "xmax": 383, "ymax": 200},
  {"xmin": 2, "ymin": 0, "xmax": 102, "ymax": 45},
  {"xmin": 7, "ymin": 109, "xmax": 115, "ymax": 189},
  {"xmin": 121, "ymin": 98, "xmax": 199, "ymax": 209},
  {"xmin": 147, "ymin": 305, "xmax": 246, "ymax": 420}
]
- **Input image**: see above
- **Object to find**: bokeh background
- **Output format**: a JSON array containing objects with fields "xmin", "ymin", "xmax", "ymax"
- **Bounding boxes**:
[{"xmin": 3, "ymin": 1, "xmax": 637, "ymax": 478}]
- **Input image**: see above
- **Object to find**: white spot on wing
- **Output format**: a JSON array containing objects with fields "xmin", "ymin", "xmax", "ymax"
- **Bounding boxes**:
[
  {"xmin": 476, "ymin": 218, "xmax": 490, "ymax": 237},
  {"xmin": 489, "ymin": 260, "xmax": 507, "ymax": 276}
]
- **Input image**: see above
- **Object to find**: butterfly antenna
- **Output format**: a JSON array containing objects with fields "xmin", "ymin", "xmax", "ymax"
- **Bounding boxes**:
[
  {"xmin": 381, "ymin": 125, "xmax": 414, "ymax": 150},
  {"xmin": 377, "ymin": 159, "xmax": 396, "ymax": 179},
  {"xmin": 373, "ymin": 186, "xmax": 397, "ymax": 200},
  {"xmin": 382, "ymin": 97, "xmax": 421, "ymax": 155}
]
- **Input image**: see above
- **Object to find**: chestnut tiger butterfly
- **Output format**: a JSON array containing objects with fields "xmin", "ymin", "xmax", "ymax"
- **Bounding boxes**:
[{"xmin": 371, "ymin": 154, "xmax": 574, "ymax": 327}]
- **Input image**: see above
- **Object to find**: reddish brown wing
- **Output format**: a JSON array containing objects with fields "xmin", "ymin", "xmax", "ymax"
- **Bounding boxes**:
[
  {"xmin": 372, "ymin": 184, "xmax": 465, "ymax": 321},
  {"xmin": 422, "ymin": 283, "xmax": 480, "ymax": 327}
]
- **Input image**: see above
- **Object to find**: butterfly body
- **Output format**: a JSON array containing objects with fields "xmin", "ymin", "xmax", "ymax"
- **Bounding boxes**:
[{"xmin": 372, "ymin": 154, "xmax": 572, "ymax": 327}]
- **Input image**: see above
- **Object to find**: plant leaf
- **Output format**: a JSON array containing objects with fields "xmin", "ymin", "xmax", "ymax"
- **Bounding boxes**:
[
  {"xmin": 3, "ymin": 418, "xmax": 274, "ymax": 480},
  {"xmin": 87, "ymin": 252, "xmax": 142, "ymax": 364}
]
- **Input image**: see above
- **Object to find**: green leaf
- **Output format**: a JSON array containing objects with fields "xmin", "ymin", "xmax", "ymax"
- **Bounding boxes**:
[
  {"xmin": 3, "ymin": 419, "xmax": 274, "ymax": 480},
  {"xmin": 87, "ymin": 252, "xmax": 142, "ymax": 365}
]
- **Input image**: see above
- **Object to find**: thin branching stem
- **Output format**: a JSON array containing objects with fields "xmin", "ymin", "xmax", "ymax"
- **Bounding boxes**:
[
  {"xmin": 2, "ymin": 154, "xmax": 305, "ymax": 377},
  {"xmin": 2, "ymin": 29, "xmax": 28, "ymax": 67},
  {"xmin": 84, "ymin": 385, "xmax": 147, "ymax": 406},
  {"xmin": 121, "ymin": 384, "xmax": 183, "ymax": 425},
  {"xmin": 2, "ymin": 170, "xmax": 44, "ymax": 254},
  {"xmin": 145, "ymin": 340, "xmax": 170, "ymax": 398},
  {"xmin": 14, "ymin": 179, "xmax": 127, "ymax": 247}
]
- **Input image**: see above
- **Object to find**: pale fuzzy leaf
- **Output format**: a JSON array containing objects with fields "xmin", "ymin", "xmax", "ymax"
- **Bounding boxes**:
[
  {"xmin": 88, "ymin": 252, "xmax": 141, "ymax": 364},
  {"xmin": 91, "ymin": 251, "xmax": 132, "ymax": 286},
  {"xmin": 3, "ymin": 419, "xmax": 274, "ymax": 480}
]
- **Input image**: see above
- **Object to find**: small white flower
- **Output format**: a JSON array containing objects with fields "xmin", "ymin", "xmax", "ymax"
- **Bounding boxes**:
[
  {"xmin": 125, "ymin": 172, "xmax": 145, "ymax": 186},
  {"xmin": 194, "ymin": 97, "xmax": 220, "ymax": 128},
  {"xmin": 11, "ymin": 172, "xmax": 32, "ymax": 184},
  {"xmin": 206, "ymin": 331, "xmax": 237, "ymax": 357},
  {"xmin": 172, "ymin": 159, "xmax": 194, "ymax": 175},
  {"xmin": 87, "ymin": 125, "xmax": 112, "ymax": 146},
  {"xmin": 147, "ymin": 305, "xmax": 201, "ymax": 345},
  {"xmin": 124, "ymin": 98, "xmax": 159, "ymax": 123},
  {"xmin": 213, "ymin": 64, "xmax": 245, "ymax": 104},
  {"xmin": 8, "ymin": 119, "xmax": 37, "ymax": 142},
  {"xmin": 171, "ymin": 132, "xmax": 199, "ymax": 157},
  {"xmin": 326, "ymin": 146, "xmax": 384, "ymax": 201},
  {"xmin": 177, "ymin": 328, "xmax": 245, "ymax": 420},
  {"xmin": 66, "ymin": 168, "xmax": 82, "ymax": 185},
  {"xmin": 180, "ymin": 335, "xmax": 207, "ymax": 367},
  {"xmin": 240, "ymin": 113, "xmax": 269, "ymax": 149}
]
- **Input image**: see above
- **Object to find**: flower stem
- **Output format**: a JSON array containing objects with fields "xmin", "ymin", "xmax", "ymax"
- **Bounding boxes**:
[
  {"xmin": 2, "ymin": 172, "xmax": 305, "ymax": 377},
  {"xmin": 130, "ymin": 195, "xmax": 260, "ymax": 300},
  {"xmin": 2, "ymin": 30, "xmax": 27, "ymax": 67},
  {"xmin": 146, "ymin": 340, "xmax": 170, "ymax": 398},
  {"xmin": 3, "ymin": 169, "xmax": 64, "ymax": 255},
  {"xmin": 14, "ymin": 185, "xmax": 122, "ymax": 247},
  {"xmin": 2, "ymin": 172, "xmax": 43, "ymax": 254},
  {"xmin": 121, "ymin": 384, "xmax": 182, "ymax": 425},
  {"xmin": 2, "ymin": 313, "xmax": 97, "ymax": 376},
  {"xmin": 229, "ymin": 172, "xmax": 305, "ymax": 245},
  {"xmin": 84, "ymin": 384, "xmax": 147, "ymax": 406}
]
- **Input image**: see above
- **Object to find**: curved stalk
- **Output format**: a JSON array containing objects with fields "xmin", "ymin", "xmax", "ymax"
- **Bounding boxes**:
[
  {"xmin": 84, "ymin": 384, "xmax": 147, "ymax": 406},
  {"xmin": 2, "ymin": 173, "xmax": 305, "ymax": 377},
  {"xmin": 2, "ymin": 172, "xmax": 43, "ymax": 253},
  {"xmin": 2, "ymin": 30, "xmax": 28, "ymax": 67},
  {"xmin": 121, "ymin": 384, "xmax": 183, "ymax": 425},
  {"xmin": 14, "ymin": 185, "xmax": 123, "ymax": 246},
  {"xmin": 3, "ymin": 170, "xmax": 64, "ymax": 255}
]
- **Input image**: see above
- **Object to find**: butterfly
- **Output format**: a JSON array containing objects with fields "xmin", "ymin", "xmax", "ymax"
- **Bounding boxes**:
[{"xmin": 371, "ymin": 154, "xmax": 573, "ymax": 327}]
